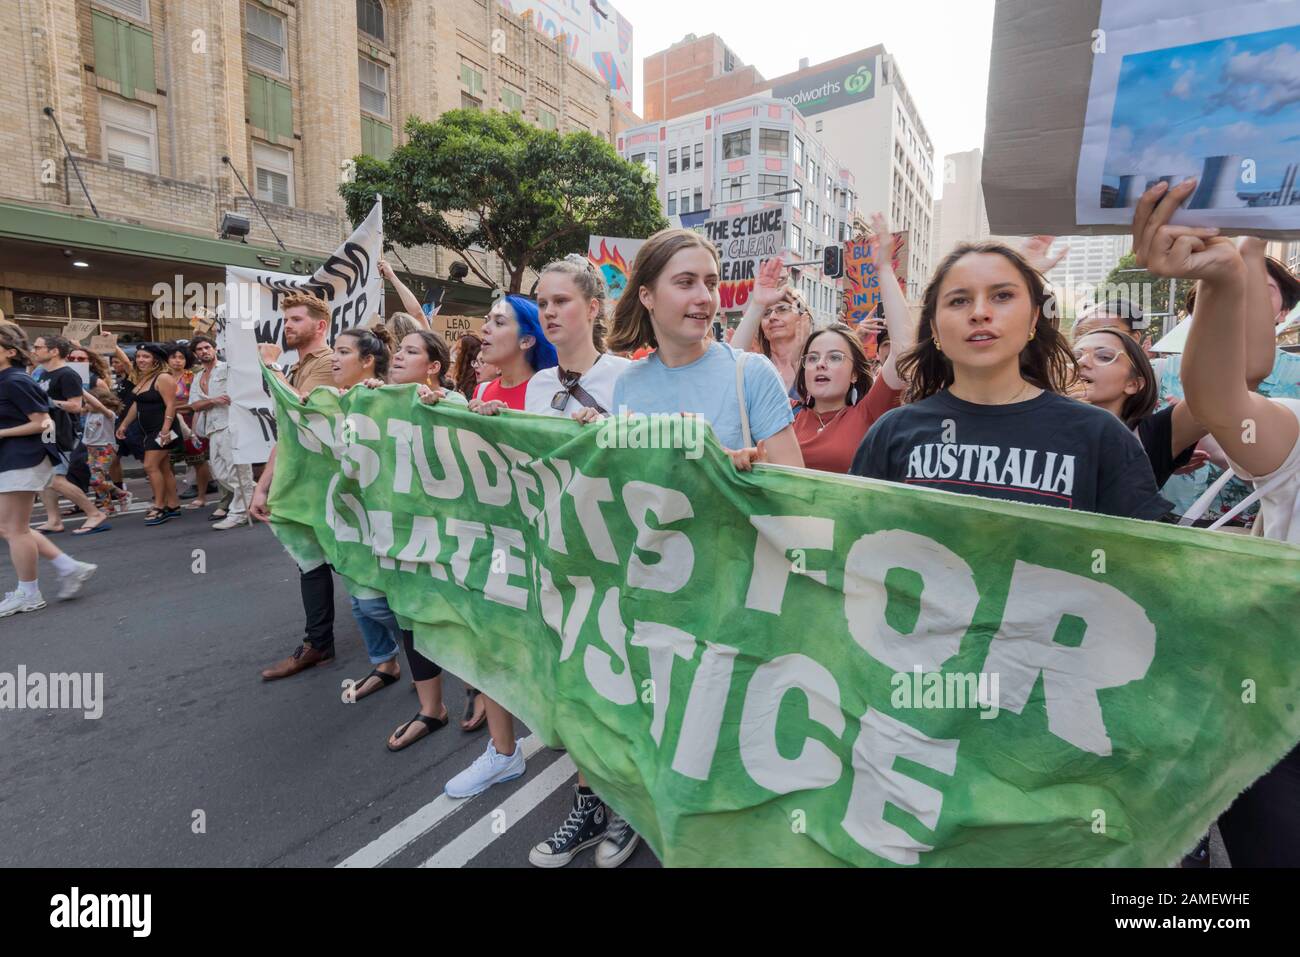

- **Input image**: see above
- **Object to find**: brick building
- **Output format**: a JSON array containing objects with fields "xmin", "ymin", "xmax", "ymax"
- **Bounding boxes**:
[{"xmin": 0, "ymin": 0, "xmax": 638, "ymax": 343}]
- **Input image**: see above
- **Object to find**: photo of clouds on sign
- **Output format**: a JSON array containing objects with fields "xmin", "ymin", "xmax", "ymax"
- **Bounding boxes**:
[
  {"xmin": 1101, "ymin": 26, "xmax": 1300, "ymax": 212},
  {"xmin": 1076, "ymin": 0, "xmax": 1300, "ymax": 233}
]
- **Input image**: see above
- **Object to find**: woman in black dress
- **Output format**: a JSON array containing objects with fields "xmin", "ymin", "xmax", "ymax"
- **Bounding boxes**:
[{"xmin": 115, "ymin": 344, "xmax": 181, "ymax": 525}]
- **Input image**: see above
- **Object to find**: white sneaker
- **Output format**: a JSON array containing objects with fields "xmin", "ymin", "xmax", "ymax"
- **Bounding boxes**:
[
  {"xmin": 444, "ymin": 740, "xmax": 526, "ymax": 799},
  {"xmin": 0, "ymin": 589, "xmax": 46, "ymax": 618},
  {"xmin": 211, "ymin": 515, "xmax": 250, "ymax": 530},
  {"xmin": 57, "ymin": 562, "xmax": 97, "ymax": 600}
]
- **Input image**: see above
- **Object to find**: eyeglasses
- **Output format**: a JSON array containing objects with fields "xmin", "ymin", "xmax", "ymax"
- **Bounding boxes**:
[
  {"xmin": 802, "ymin": 350, "xmax": 849, "ymax": 367},
  {"xmin": 1071, "ymin": 346, "xmax": 1127, "ymax": 366},
  {"xmin": 762, "ymin": 303, "xmax": 796, "ymax": 319}
]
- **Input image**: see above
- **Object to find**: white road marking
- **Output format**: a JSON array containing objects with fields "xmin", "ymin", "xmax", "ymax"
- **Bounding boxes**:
[
  {"xmin": 336, "ymin": 734, "xmax": 547, "ymax": 868},
  {"xmin": 419, "ymin": 753, "xmax": 577, "ymax": 869}
]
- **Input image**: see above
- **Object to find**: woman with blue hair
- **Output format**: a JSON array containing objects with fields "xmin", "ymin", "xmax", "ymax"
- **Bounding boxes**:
[
  {"xmin": 429, "ymin": 292, "xmax": 555, "ymax": 798},
  {"xmin": 469, "ymin": 294, "xmax": 557, "ymax": 412}
]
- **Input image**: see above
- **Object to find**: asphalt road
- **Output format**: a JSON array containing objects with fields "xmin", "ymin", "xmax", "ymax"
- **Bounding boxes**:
[
  {"xmin": 1, "ymin": 477, "xmax": 1230, "ymax": 869},
  {"xmin": 0, "ymin": 479, "xmax": 659, "ymax": 869}
]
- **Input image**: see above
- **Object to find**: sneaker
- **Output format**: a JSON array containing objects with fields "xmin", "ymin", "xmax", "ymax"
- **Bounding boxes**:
[
  {"xmin": 594, "ymin": 812, "xmax": 641, "ymax": 868},
  {"xmin": 444, "ymin": 740, "xmax": 526, "ymax": 799},
  {"xmin": 56, "ymin": 562, "xmax": 97, "ymax": 600},
  {"xmin": 211, "ymin": 515, "xmax": 250, "ymax": 530},
  {"xmin": 0, "ymin": 589, "xmax": 46, "ymax": 618},
  {"xmin": 528, "ymin": 787, "xmax": 607, "ymax": 868}
]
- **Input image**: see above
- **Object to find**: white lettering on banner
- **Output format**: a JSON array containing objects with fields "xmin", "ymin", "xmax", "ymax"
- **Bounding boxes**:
[
  {"xmin": 368, "ymin": 510, "xmax": 396, "ymax": 569},
  {"xmin": 530, "ymin": 457, "xmax": 568, "ymax": 554},
  {"xmin": 841, "ymin": 708, "xmax": 959, "ymax": 865},
  {"xmin": 562, "ymin": 462, "xmax": 619, "ymax": 565},
  {"xmin": 340, "ymin": 414, "xmax": 381, "ymax": 489},
  {"xmin": 537, "ymin": 561, "xmax": 595, "ymax": 662},
  {"xmin": 394, "ymin": 516, "xmax": 450, "ymax": 580},
  {"xmin": 670, "ymin": 641, "xmax": 740, "ymax": 780},
  {"xmin": 286, "ymin": 408, "xmax": 342, "ymax": 457},
  {"xmin": 583, "ymin": 587, "xmax": 638, "ymax": 706},
  {"xmin": 622, "ymin": 481, "xmax": 694, "ymax": 594},
  {"xmin": 979, "ymin": 561, "xmax": 1156, "ymax": 756},
  {"xmin": 389, "ymin": 422, "xmax": 464, "ymax": 499},
  {"xmin": 484, "ymin": 524, "xmax": 529, "ymax": 609},
  {"xmin": 740, "ymin": 654, "xmax": 845, "ymax": 793},
  {"xmin": 459, "ymin": 431, "xmax": 512, "ymax": 507},
  {"xmin": 843, "ymin": 529, "xmax": 978, "ymax": 673},
  {"xmin": 444, "ymin": 518, "xmax": 488, "ymax": 589},
  {"xmin": 498, "ymin": 444, "xmax": 541, "ymax": 527},
  {"xmin": 629, "ymin": 621, "xmax": 697, "ymax": 745},
  {"xmin": 745, "ymin": 515, "xmax": 834, "ymax": 614}
]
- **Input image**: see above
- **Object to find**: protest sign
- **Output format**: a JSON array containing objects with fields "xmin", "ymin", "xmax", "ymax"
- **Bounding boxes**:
[
  {"xmin": 703, "ymin": 206, "xmax": 785, "ymax": 311},
  {"xmin": 843, "ymin": 232, "xmax": 908, "ymax": 325},
  {"xmin": 431, "ymin": 312, "xmax": 485, "ymax": 342},
  {"xmin": 265, "ymin": 370, "xmax": 1300, "ymax": 867},
  {"xmin": 219, "ymin": 199, "xmax": 383, "ymax": 464},
  {"xmin": 89, "ymin": 332, "xmax": 117, "ymax": 355},
  {"xmin": 587, "ymin": 236, "xmax": 645, "ymax": 301},
  {"xmin": 60, "ymin": 319, "xmax": 98, "ymax": 343},
  {"xmin": 984, "ymin": 0, "xmax": 1300, "ymax": 238}
]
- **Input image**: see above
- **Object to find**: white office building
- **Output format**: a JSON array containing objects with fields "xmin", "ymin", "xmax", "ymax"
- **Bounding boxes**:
[{"xmin": 619, "ymin": 94, "xmax": 858, "ymax": 326}]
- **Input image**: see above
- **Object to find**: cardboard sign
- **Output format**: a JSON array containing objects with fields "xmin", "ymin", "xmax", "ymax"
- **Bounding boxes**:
[
  {"xmin": 89, "ymin": 332, "xmax": 118, "ymax": 355},
  {"xmin": 703, "ymin": 206, "xmax": 785, "ymax": 312},
  {"xmin": 842, "ymin": 232, "xmax": 908, "ymax": 324},
  {"xmin": 433, "ymin": 313, "xmax": 485, "ymax": 342},
  {"xmin": 588, "ymin": 236, "xmax": 646, "ymax": 302},
  {"xmin": 61, "ymin": 319, "xmax": 99, "ymax": 343}
]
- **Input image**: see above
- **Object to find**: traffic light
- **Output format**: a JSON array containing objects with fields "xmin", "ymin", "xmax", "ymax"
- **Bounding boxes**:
[{"xmin": 822, "ymin": 244, "xmax": 843, "ymax": 279}]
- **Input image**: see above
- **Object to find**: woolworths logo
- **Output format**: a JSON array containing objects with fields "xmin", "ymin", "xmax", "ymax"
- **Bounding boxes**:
[{"xmin": 783, "ymin": 65, "xmax": 873, "ymax": 112}]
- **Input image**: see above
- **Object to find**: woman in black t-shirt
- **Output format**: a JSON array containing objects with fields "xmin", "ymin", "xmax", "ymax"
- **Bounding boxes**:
[
  {"xmin": 851, "ymin": 242, "xmax": 1169, "ymax": 519},
  {"xmin": 1074, "ymin": 329, "xmax": 1208, "ymax": 487},
  {"xmin": 0, "ymin": 326, "xmax": 96, "ymax": 617}
]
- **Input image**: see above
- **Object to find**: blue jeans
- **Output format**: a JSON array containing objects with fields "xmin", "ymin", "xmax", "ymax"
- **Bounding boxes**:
[{"xmin": 349, "ymin": 595, "xmax": 401, "ymax": 665}]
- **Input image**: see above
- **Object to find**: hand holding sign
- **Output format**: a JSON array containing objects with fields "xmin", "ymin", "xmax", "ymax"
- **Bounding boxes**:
[
  {"xmin": 89, "ymin": 332, "xmax": 118, "ymax": 355},
  {"xmin": 868, "ymin": 214, "xmax": 896, "ymax": 273},
  {"xmin": 1133, "ymin": 181, "xmax": 1233, "ymax": 282},
  {"xmin": 258, "ymin": 342, "xmax": 283, "ymax": 365}
]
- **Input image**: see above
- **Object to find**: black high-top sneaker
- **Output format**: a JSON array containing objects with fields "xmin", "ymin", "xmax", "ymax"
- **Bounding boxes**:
[
  {"xmin": 595, "ymin": 812, "xmax": 641, "ymax": 868},
  {"xmin": 528, "ymin": 786, "xmax": 607, "ymax": 868}
]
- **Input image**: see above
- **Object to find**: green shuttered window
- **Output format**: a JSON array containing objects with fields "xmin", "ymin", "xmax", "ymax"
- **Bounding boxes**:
[
  {"xmin": 247, "ymin": 72, "xmax": 293, "ymax": 141},
  {"xmin": 92, "ymin": 11, "xmax": 155, "ymax": 100},
  {"xmin": 361, "ymin": 115, "xmax": 393, "ymax": 160}
]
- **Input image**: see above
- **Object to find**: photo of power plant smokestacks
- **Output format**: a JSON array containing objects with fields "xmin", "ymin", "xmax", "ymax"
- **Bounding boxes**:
[{"xmin": 1102, "ymin": 157, "xmax": 1300, "ymax": 210}]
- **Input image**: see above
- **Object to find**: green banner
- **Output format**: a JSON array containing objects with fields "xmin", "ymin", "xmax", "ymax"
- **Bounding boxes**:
[{"xmin": 266, "ymin": 372, "xmax": 1300, "ymax": 867}]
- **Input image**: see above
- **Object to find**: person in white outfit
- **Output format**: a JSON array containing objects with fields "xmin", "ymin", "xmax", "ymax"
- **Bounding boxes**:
[{"xmin": 187, "ymin": 335, "xmax": 255, "ymax": 529}]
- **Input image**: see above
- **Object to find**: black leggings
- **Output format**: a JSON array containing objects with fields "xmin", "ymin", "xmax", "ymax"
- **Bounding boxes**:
[
  {"xmin": 402, "ymin": 629, "xmax": 442, "ymax": 682},
  {"xmin": 1218, "ymin": 742, "xmax": 1300, "ymax": 867}
]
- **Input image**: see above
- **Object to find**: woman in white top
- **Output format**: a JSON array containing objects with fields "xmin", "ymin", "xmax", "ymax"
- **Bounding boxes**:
[
  {"xmin": 1135, "ymin": 178, "xmax": 1300, "ymax": 868},
  {"xmin": 525, "ymin": 254, "xmax": 631, "ymax": 421}
]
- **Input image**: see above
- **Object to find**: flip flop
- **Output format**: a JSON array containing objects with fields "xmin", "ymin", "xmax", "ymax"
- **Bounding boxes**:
[
  {"xmin": 460, "ymin": 688, "xmax": 486, "ymax": 732},
  {"xmin": 73, "ymin": 520, "xmax": 112, "ymax": 536},
  {"xmin": 386, "ymin": 712, "xmax": 449, "ymax": 752},
  {"xmin": 351, "ymin": 668, "xmax": 400, "ymax": 701},
  {"xmin": 34, "ymin": 525, "xmax": 65, "ymax": 534}
]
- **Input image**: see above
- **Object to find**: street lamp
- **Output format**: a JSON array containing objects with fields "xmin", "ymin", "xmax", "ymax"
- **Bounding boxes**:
[{"xmin": 709, "ymin": 187, "xmax": 800, "ymax": 210}]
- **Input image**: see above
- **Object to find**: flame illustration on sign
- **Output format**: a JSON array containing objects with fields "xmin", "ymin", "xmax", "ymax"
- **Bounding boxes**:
[{"xmin": 588, "ymin": 238, "xmax": 631, "ymax": 299}]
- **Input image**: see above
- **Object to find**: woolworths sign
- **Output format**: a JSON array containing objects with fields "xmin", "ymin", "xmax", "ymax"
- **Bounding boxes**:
[{"xmin": 771, "ymin": 55, "xmax": 877, "ymax": 117}]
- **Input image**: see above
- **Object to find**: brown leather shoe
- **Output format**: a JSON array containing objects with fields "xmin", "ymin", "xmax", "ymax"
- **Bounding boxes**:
[{"xmin": 261, "ymin": 643, "xmax": 335, "ymax": 681}]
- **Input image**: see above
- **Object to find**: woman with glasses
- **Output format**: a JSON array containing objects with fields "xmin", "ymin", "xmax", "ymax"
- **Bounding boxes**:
[
  {"xmin": 731, "ymin": 271, "xmax": 811, "ymax": 399},
  {"xmin": 851, "ymin": 241, "xmax": 1169, "ymax": 519},
  {"xmin": 1073, "ymin": 329, "xmax": 1207, "ymax": 488}
]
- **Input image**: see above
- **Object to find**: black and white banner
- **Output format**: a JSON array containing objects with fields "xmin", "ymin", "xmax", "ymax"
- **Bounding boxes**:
[{"xmin": 218, "ymin": 200, "xmax": 384, "ymax": 464}]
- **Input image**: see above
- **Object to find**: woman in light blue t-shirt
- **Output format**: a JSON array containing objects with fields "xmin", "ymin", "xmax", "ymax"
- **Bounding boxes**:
[{"xmin": 606, "ymin": 228, "xmax": 803, "ymax": 471}]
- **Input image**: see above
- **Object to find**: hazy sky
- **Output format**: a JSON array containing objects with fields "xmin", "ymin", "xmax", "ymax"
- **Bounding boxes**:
[{"xmin": 611, "ymin": 0, "xmax": 997, "ymax": 197}]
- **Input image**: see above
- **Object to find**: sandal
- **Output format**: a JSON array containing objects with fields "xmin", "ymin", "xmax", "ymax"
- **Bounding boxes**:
[
  {"xmin": 351, "ymin": 667, "xmax": 400, "ymax": 701},
  {"xmin": 34, "ymin": 524, "xmax": 65, "ymax": 534},
  {"xmin": 144, "ymin": 508, "xmax": 170, "ymax": 526},
  {"xmin": 208, "ymin": 509, "xmax": 228, "ymax": 522},
  {"xmin": 460, "ymin": 688, "xmax": 486, "ymax": 732},
  {"xmin": 73, "ymin": 515, "xmax": 112, "ymax": 535},
  {"xmin": 386, "ymin": 711, "xmax": 449, "ymax": 752}
]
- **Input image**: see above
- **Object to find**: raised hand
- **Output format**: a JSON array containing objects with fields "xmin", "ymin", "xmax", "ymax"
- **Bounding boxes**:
[
  {"xmin": 868, "ymin": 214, "xmax": 896, "ymax": 272},
  {"xmin": 751, "ymin": 253, "xmax": 787, "ymax": 312},
  {"xmin": 1020, "ymin": 235, "xmax": 1067, "ymax": 274},
  {"xmin": 1132, "ymin": 180, "xmax": 1237, "ymax": 281},
  {"xmin": 378, "ymin": 258, "xmax": 396, "ymax": 282},
  {"xmin": 258, "ymin": 343, "xmax": 283, "ymax": 364}
]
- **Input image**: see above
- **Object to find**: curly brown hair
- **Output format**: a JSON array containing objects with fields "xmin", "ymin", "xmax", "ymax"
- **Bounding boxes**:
[
  {"xmin": 280, "ymin": 290, "xmax": 331, "ymax": 324},
  {"xmin": 897, "ymin": 242, "xmax": 1077, "ymax": 404}
]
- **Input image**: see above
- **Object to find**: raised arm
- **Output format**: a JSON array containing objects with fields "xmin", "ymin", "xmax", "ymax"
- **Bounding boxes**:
[
  {"xmin": 379, "ymin": 259, "xmax": 432, "ymax": 331},
  {"xmin": 1240, "ymin": 239, "xmax": 1278, "ymax": 390},
  {"xmin": 1134, "ymin": 180, "xmax": 1298, "ymax": 478},
  {"xmin": 732, "ymin": 254, "xmax": 786, "ymax": 353},
  {"xmin": 870, "ymin": 214, "xmax": 915, "ymax": 390}
]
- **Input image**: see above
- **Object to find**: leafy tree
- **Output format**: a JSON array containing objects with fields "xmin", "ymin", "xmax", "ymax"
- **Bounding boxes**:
[
  {"xmin": 341, "ymin": 109, "xmax": 667, "ymax": 293},
  {"xmin": 1101, "ymin": 251, "xmax": 1190, "ymax": 319}
]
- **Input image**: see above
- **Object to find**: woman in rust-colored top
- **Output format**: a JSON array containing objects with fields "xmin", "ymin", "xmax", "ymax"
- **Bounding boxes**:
[{"xmin": 792, "ymin": 324, "xmax": 901, "ymax": 473}]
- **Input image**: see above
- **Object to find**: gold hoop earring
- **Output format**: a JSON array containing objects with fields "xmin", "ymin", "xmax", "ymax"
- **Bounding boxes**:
[
  {"xmin": 933, "ymin": 337, "xmax": 943, "ymax": 353},
  {"xmin": 1028, "ymin": 327, "xmax": 1036, "ymax": 341}
]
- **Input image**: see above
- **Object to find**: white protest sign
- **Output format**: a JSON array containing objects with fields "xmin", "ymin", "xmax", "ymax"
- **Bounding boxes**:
[{"xmin": 219, "ymin": 199, "xmax": 384, "ymax": 464}]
